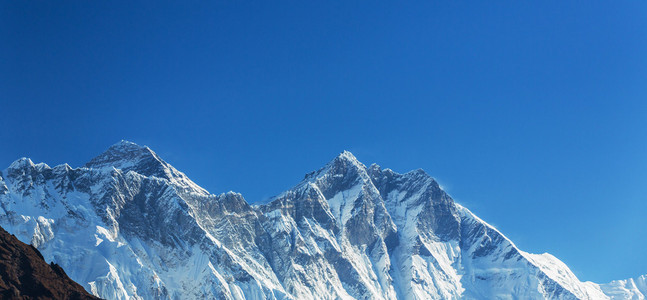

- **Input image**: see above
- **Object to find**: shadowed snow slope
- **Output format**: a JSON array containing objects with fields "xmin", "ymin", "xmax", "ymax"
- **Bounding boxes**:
[{"xmin": 0, "ymin": 141, "xmax": 642, "ymax": 299}]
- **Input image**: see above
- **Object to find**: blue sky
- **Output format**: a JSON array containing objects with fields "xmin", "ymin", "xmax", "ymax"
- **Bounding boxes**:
[{"xmin": 2, "ymin": 1, "xmax": 646, "ymax": 283}]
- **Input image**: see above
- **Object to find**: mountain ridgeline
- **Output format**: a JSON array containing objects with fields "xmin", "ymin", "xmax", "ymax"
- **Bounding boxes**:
[{"xmin": 0, "ymin": 141, "xmax": 644, "ymax": 299}]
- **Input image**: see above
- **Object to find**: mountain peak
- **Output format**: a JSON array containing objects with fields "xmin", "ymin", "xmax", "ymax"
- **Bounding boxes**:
[
  {"xmin": 85, "ymin": 140, "xmax": 166, "ymax": 176},
  {"xmin": 8, "ymin": 157, "xmax": 35, "ymax": 170},
  {"xmin": 339, "ymin": 150, "xmax": 356, "ymax": 159},
  {"xmin": 6, "ymin": 158, "xmax": 50, "ymax": 173},
  {"xmin": 111, "ymin": 140, "xmax": 148, "ymax": 151},
  {"xmin": 329, "ymin": 150, "xmax": 364, "ymax": 169},
  {"xmin": 84, "ymin": 140, "xmax": 208, "ymax": 195},
  {"xmin": 315, "ymin": 150, "xmax": 369, "ymax": 180},
  {"xmin": 337, "ymin": 150, "xmax": 357, "ymax": 161}
]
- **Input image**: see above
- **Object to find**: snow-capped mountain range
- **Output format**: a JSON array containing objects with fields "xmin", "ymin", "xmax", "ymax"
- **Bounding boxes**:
[{"xmin": 0, "ymin": 141, "xmax": 644, "ymax": 299}]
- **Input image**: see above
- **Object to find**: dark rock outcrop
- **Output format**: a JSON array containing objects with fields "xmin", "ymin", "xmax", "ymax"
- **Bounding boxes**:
[{"xmin": 0, "ymin": 226, "xmax": 100, "ymax": 300}]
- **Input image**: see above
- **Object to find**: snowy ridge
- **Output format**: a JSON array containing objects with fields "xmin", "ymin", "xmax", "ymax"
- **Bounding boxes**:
[
  {"xmin": 0, "ymin": 142, "xmax": 643, "ymax": 299},
  {"xmin": 601, "ymin": 275, "xmax": 647, "ymax": 300}
]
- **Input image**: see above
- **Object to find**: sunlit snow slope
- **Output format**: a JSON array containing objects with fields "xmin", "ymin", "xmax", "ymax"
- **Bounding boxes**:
[{"xmin": 0, "ymin": 141, "xmax": 643, "ymax": 299}]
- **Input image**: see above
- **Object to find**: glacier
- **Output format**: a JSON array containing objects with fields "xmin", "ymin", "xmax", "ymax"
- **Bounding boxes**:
[{"xmin": 0, "ymin": 140, "xmax": 643, "ymax": 299}]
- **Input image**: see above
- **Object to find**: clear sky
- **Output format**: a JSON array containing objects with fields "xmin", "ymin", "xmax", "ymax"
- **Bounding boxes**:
[{"xmin": 1, "ymin": 1, "xmax": 646, "ymax": 283}]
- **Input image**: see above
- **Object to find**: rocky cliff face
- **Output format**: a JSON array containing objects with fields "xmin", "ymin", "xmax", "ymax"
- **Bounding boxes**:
[
  {"xmin": 0, "ymin": 141, "xmax": 643, "ymax": 299},
  {"xmin": 0, "ymin": 225, "xmax": 99, "ymax": 299}
]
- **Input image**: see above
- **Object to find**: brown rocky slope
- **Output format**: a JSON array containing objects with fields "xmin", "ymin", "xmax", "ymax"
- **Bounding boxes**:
[{"xmin": 0, "ymin": 226, "xmax": 100, "ymax": 300}]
